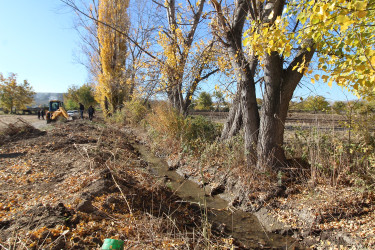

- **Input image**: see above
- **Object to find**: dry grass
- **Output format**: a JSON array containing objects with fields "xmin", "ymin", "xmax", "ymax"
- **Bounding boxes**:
[
  {"xmin": 0, "ymin": 120, "xmax": 233, "ymax": 249},
  {"xmin": 141, "ymin": 106, "xmax": 375, "ymax": 248}
]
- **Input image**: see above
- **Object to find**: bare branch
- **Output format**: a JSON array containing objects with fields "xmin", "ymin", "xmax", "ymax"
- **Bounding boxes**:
[{"xmin": 60, "ymin": 0, "xmax": 158, "ymax": 61}]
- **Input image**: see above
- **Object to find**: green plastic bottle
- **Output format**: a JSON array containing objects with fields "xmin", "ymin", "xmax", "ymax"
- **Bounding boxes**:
[{"xmin": 101, "ymin": 239, "xmax": 124, "ymax": 250}]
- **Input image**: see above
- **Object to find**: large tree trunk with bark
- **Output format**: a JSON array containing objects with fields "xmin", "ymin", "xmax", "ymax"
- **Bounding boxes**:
[
  {"xmin": 165, "ymin": 0, "xmax": 206, "ymax": 115},
  {"xmin": 221, "ymin": 95, "xmax": 242, "ymax": 140},
  {"xmin": 257, "ymin": 42, "xmax": 316, "ymax": 171},
  {"xmin": 216, "ymin": 0, "xmax": 259, "ymax": 146},
  {"xmin": 227, "ymin": 45, "xmax": 259, "ymax": 165},
  {"xmin": 212, "ymin": 0, "xmax": 316, "ymax": 171},
  {"xmin": 220, "ymin": 55, "xmax": 258, "ymax": 140},
  {"xmin": 212, "ymin": 0, "xmax": 260, "ymax": 165},
  {"xmin": 256, "ymin": 52, "xmax": 286, "ymax": 170},
  {"xmin": 167, "ymin": 85, "xmax": 183, "ymax": 113}
]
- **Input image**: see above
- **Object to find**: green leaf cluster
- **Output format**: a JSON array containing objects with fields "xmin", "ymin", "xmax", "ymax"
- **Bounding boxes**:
[{"xmin": 63, "ymin": 83, "xmax": 97, "ymax": 110}]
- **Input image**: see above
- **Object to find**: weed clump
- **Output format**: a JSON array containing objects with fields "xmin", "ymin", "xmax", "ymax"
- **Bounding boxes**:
[
  {"xmin": 144, "ymin": 102, "xmax": 221, "ymax": 155},
  {"xmin": 106, "ymin": 110, "xmax": 127, "ymax": 124},
  {"xmin": 124, "ymin": 99, "xmax": 148, "ymax": 125},
  {"xmin": 182, "ymin": 115, "xmax": 222, "ymax": 153}
]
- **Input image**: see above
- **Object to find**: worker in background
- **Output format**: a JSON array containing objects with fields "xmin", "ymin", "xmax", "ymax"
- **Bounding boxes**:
[
  {"xmin": 37, "ymin": 109, "xmax": 41, "ymax": 119},
  {"xmin": 79, "ymin": 103, "xmax": 85, "ymax": 119},
  {"xmin": 41, "ymin": 109, "xmax": 45, "ymax": 120},
  {"xmin": 88, "ymin": 105, "xmax": 95, "ymax": 121}
]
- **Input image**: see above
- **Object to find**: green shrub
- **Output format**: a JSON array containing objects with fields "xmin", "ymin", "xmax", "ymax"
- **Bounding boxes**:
[{"xmin": 182, "ymin": 115, "xmax": 222, "ymax": 153}]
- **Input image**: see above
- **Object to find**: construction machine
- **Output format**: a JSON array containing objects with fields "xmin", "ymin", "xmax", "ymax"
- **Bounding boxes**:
[{"xmin": 46, "ymin": 100, "xmax": 70, "ymax": 124}]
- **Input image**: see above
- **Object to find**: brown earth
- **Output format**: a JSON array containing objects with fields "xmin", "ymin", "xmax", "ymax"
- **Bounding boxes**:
[
  {"xmin": 0, "ymin": 117, "xmax": 233, "ymax": 249},
  {"xmin": 191, "ymin": 111, "xmax": 348, "ymax": 128},
  {"xmin": 160, "ymin": 140, "xmax": 375, "ymax": 249},
  {"xmin": 2, "ymin": 114, "xmax": 374, "ymax": 249}
]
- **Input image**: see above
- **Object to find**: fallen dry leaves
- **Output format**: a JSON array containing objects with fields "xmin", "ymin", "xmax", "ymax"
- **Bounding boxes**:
[{"xmin": 0, "ymin": 120, "xmax": 233, "ymax": 249}]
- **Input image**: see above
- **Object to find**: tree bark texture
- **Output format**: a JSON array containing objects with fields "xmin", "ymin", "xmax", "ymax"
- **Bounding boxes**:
[
  {"xmin": 257, "ymin": 41, "xmax": 315, "ymax": 170},
  {"xmin": 256, "ymin": 52, "xmax": 286, "ymax": 170},
  {"xmin": 220, "ymin": 95, "xmax": 242, "ymax": 140}
]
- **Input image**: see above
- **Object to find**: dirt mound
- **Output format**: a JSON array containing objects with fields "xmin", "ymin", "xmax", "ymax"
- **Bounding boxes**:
[{"xmin": 0, "ymin": 118, "xmax": 46, "ymax": 145}]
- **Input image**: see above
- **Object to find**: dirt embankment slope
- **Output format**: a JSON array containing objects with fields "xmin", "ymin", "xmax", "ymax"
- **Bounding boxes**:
[
  {"xmin": 0, "ymin": 119, "xmax": 231, "ymax": 249},
  {"xmin": 0, "ymin": 115, "xmax": 48, "ymax": 130}
]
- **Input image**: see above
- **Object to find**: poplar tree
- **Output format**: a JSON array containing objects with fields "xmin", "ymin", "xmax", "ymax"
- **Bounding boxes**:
[{"xmin": 96, "ymin": 0, "xmax": 130, "ymax": 116}]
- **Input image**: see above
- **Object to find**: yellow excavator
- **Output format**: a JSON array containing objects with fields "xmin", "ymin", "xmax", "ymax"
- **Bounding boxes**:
[{"xmin": 46, "ymin": 100, "xmax": 69, "ymax": 124}]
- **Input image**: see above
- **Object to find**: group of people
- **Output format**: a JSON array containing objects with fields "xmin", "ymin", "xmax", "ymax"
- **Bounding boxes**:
[
  {"xmin": 37, "ymin": 109, "xmax": 45, "ymax": 119},
  {"xmin": 79, "ymin": 103, "xmax": 95, "ymax": 121},
  {"xmin": 38, "ymin": 103, "xmax": 96, "ymax": 121}
]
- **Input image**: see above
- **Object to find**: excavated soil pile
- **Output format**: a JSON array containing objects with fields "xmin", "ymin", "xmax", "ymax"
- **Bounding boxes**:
[{"xmin": 0, "ymin": 118, "xmax": 46, "ymax": 146}]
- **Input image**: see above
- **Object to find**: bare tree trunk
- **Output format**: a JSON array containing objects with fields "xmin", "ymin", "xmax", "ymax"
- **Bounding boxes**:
[
  {"xmin": 256, "ymin": 52, "xmax": 286, "ymax": 170},
  {"xmin": 239, "ymin": 72, "xmax": 260, "ymax": 165},
  {"xmin": 257, "ymin": 41, "xmax": 315, "ymax": 171},
  {"xmin": 211, "ymin": 0, "xmax": 260, "ymax": 164},
  {"xmin": 221, "ymin": 95, "xmax": 242, "ymax": 140},
  {"xmin": 213, "ymin": 0, "xmax": 318, "ymax": 171},
  {"xmin": 129, "ymin": 71, "xmax": 135, "ymax": 100},
  {"xmin": 221, "ymin": 56, "xmax": 257, "ymax": 140},
  {"xmin": 167, "ymin": 86, "xmax": 183, "ymax": 113},
  {"xmin": 229, "ymin": 48, "xmax": 259, "ymax": 165}
]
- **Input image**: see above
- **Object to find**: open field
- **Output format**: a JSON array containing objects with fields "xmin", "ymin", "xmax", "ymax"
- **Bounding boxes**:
[
  {"xmin": 191, "ymin": 111, "xmax": 347, "ymax": 126},
  {"xmin": 191, "ymin": 111, "xmax": 375, "ymax": 131}
]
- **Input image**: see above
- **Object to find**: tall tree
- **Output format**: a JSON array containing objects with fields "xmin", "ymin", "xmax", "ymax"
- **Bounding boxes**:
[
  {"xmin": 62, "ymin": 0, "xmax": 218, "ymax": 115},
  {"xmin": 96, "ymin": 0, "xmax": 130, "ymax": 116},
  {"xmin": 155, "ymin": 0, "xmax": 219, "ymax": 115},
  {"xmin": 70, "ymin": 0, "xmax": 102, "ymax": 82},
  {"xmin": 213, "ymin": 90, "xmax": 227, "ymax": 111},
  {"xmin": 0, "ymin": 73, "xmax": 35, "ymax": 113},
  {"xmin": 196, "ymin": 91, "xmax": 213, "ymax": 110},
  {"xmin": 124, "ymin": 0, "xmax": 159, "ymax": 100},
  {"xmin": 65, "ymin": 0, "xmax": 158, "ymax": 107},
  {"xmin": 211, "ymin": 0, "xmax": 374, "ymax": 170},
  {"xmin": 211, "ymin": 0, "xmax": 262, "ymax": 166}
]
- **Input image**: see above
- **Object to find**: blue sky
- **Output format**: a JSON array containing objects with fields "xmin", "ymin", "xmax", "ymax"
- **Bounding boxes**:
[
  {"xmin": 0, "ymin": 0, "xmax": 358, "ymax": 101},
  {"xmin": 0, "ymin": 0, "xmax": 87, "ymax": 93}
]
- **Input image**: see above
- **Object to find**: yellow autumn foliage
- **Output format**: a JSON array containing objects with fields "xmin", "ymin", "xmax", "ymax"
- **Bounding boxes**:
[
  {"xmin": 96, "ymin": 0, "xmax": 130, "ymax": 115},
  {"xmin": 243, "ymin": 0, "xmax": 375, "ymax": 100}
]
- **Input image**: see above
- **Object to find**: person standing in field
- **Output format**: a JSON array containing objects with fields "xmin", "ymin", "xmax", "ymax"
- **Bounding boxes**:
[
  {"xmin": 88, "ymin": 105, "xmax": 95, "ymax": 121},
  {"xmin": 41, "ymin": 109, "xmax": 45, "ymax": 120},
  {"xmin": 37, "ymin": 109, "xmax": 41, "ymax": 119},
  {"xmin": 79, "ymin": 103, "xmax": 85, "ymax": 119}
]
